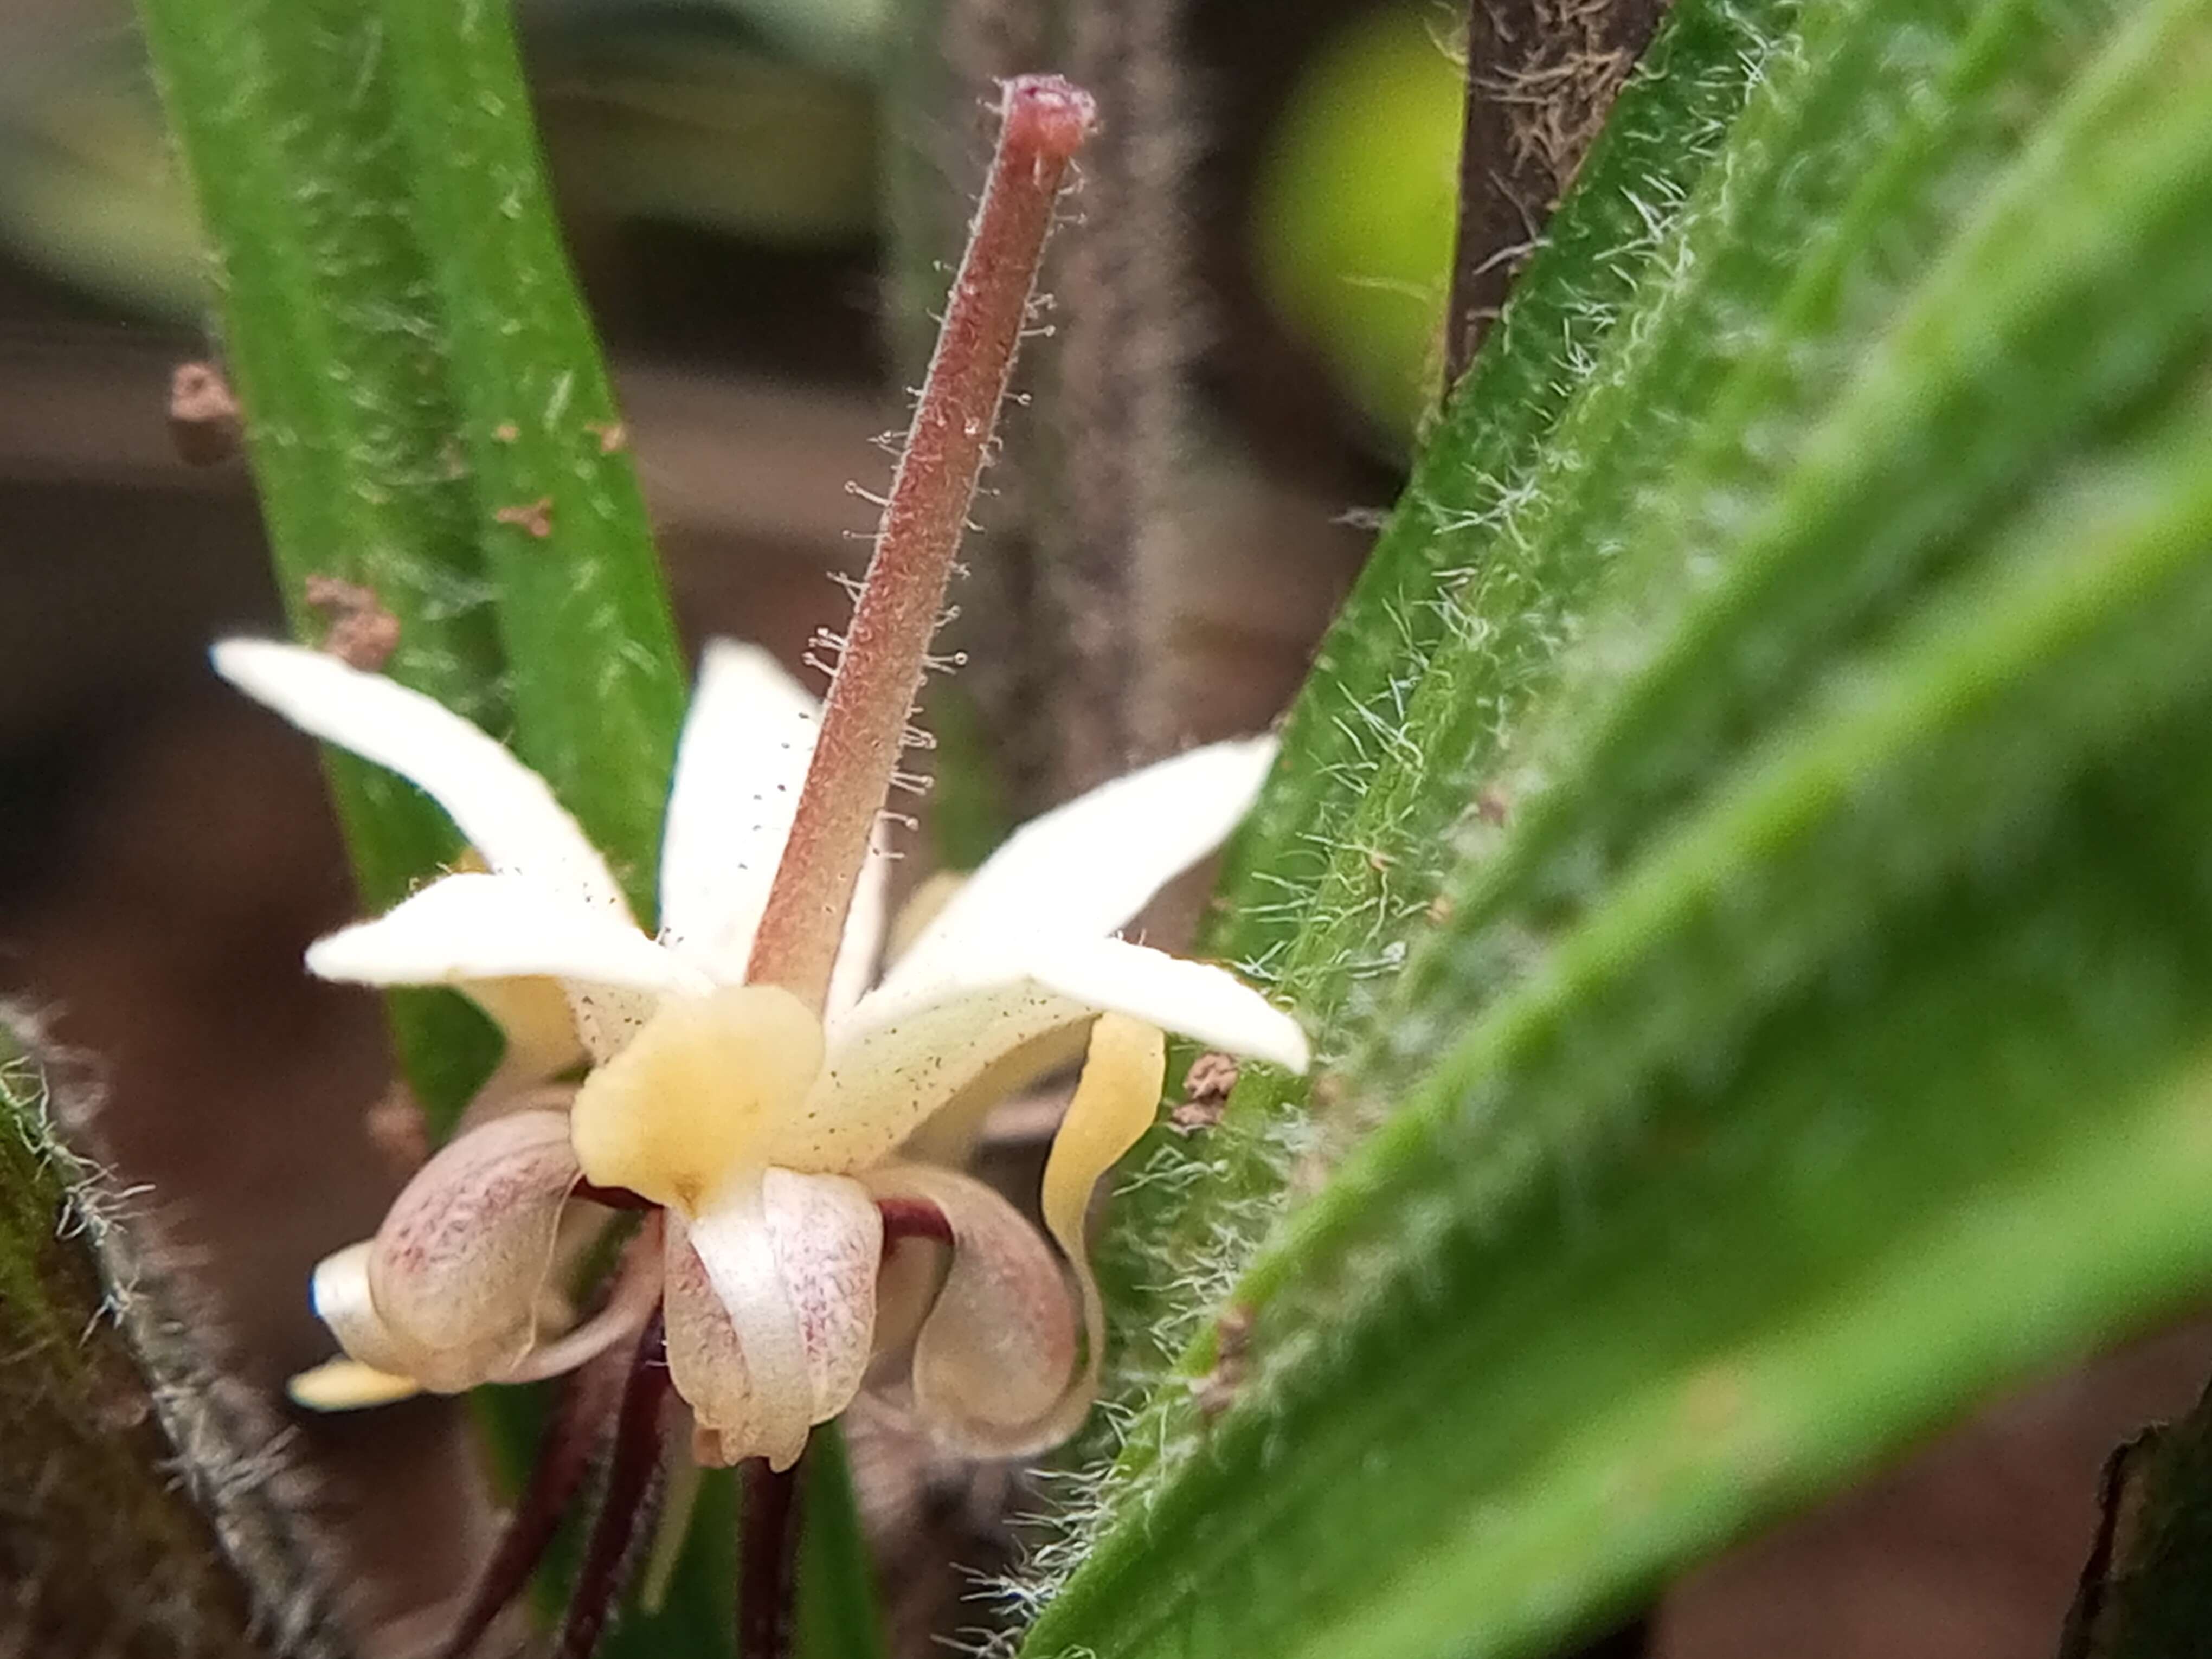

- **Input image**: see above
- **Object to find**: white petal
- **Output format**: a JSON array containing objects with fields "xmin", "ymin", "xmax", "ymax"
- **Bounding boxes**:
[
  {"xmin": 801, "ymin": 940, "xmax": 1304, "ymax": 1170},
  {"xmin": 309, "ymin": 1240, "xmax": 420, "ymax": 1378},
  {"xmin": 664, "ymin": 1171, "xmax": 880, "ymax": 1470},
  {"xmin": 800, "ymin": 979, "xmax": 1095, "ymax": 1172},
  {"xmin": 307, "ymin": 872, "xmax": 706, "ymax": 996},
  {"xmin": 307, "ymin": 871, "xmax": 704, "ymax": 1059},
  {"xmin": 863, "ymin": 1163, "xmax": 1078, "ymax": 1458},
  {"xmin": 882, "ymin": 736, "xmax": 1275, "ymax": 995},
  {"xmin": 1025, "ymin": 937, "xmax": 1310, "ymax": 1073},
  {"xmin": 213, "ymin": 640, "xmax": 629, "ymax": 916},
  {"xmin": 658, "ymin": 641, "xmax": 821, "ymax": 974}
]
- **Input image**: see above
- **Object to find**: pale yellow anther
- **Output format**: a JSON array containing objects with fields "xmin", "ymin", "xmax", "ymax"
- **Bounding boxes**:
[
  {"xmin": 567, "ymin": 984, "xmax": 825, "ymax": 1213},
  {"xmin": 287, "ymin": 1356, "xmax": 422, "ymax": 1412}
]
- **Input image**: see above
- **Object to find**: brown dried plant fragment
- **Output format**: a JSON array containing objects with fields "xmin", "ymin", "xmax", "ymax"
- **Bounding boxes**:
[
  {"xmin": 494, "ymin": 497, "xmax": 555, "ymax": 539},
  {"xmin": 304, "ymin": 576, "xmax": 402, "ymax": 671},
  {"xmin": 1194, "ymin": 1303, "xmax": 1255, "ymax": 1421},
  {"xmin": 1170, "ymin": 1051, "xmax": 1240, "ymax": 1134},
  {"xmin": 169, "ymin": 361, "xmax": 243, "ymax": 467},
  {"xmin": 1444, "ymin": 0, "xmax": 1671, "ymax": 385}
]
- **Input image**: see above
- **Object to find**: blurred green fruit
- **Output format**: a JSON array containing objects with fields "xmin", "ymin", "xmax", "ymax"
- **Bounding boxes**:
[{"xmin": 1253, "ymin": 3, "xmax": 1464, "ymax": 446}]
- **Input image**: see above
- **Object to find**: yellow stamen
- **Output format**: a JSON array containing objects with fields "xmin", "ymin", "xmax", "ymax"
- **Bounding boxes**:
[{"xmin": 1040, "ymin": 1013, "xmax": 1167, "ymax": 1395}]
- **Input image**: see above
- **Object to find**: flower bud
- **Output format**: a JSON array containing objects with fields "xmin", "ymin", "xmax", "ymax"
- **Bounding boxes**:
[{"xmin": 364, "ymin": 1108, "xmax": 581, "ymax": 1391}]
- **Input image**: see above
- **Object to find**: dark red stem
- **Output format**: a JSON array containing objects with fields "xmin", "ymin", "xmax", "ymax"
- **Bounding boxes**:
[
  {"xmin": 876, "ymin": 1194, "xmax": 955, "ymax": 1249},
  {"xmin": 556, "ymin": 1313, "xmax": 673, "ymax": 1659},
  {"xmin": 737, "ymin": 1455, "xmax": 806, "ymax": 1659},
  {"xmin": 745, "ymin": 75, "xmax": 1096, "ymax": 1012},
  {"xmin": 437, "ymin": 1336, "xmax": 631, "ymax": 1659},
  {"xmin": 573, "ymin": 1178, "xmax": 658, "ymax": 1211}
]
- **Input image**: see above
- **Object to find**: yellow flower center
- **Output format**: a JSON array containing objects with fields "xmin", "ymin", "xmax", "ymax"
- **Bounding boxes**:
[{"xmin": 567, "ymin": 984, "xmax": 825, "ymax": 1213}]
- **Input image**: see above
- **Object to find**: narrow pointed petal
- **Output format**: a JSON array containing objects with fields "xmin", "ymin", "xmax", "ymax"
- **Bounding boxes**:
[
  {"xmin": 307, "ymin": 872, "xmax": 700, "ymax": 1062},
  {"xmin": 863, "ymin": 1163, "xmax": 1077, "ymax": 1458},
  {"xmin": 307, "ymin": 873, "xmax": 707, "ymax": 998},
  {"xmin": 656, "ymin": 642, "xmax": 893, "ymax": 1001},
  {"xmin": 368, "ymin": 1108, "xmax": 582, "ymax": 1392},
  {"xmin": 663, "ymin": 1172, "xmax": 880, "ymax": 1471},
  {"xmin": 881, "ymin": 736, "xmax": 1275, "ymax": 993},
  {"xmin": 803, "ymin": 940, "xmax": 1302, "ymax": 1171},
  {"xmin": 658, "ymin": 641, "xmax": 820, "ymax": 973},
  {"xmin": 1039, "ymin": 1013, "xmax": 1167, "ymax": 1430},
  {"xmin": 805, "ymin": 980, "xmax": 1095, "ymax": 1172},
  {"xmin": 1026, "ymin": 937, "xmax": 1310, "ymax": 1073},
  {"xmin": 213, "ymin": 640, "xmax": 629, "ymax": 915}
]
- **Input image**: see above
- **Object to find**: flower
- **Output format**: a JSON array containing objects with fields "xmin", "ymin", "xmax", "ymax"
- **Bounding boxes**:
[{"xmin": 217, "ymin": 638, "xmax": 1308, "ymax": 1469}]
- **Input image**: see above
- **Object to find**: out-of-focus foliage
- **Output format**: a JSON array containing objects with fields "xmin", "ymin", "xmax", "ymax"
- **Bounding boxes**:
[{"xmin": 0, "ymin": 3, "xmax": 877, "ymax": 322}]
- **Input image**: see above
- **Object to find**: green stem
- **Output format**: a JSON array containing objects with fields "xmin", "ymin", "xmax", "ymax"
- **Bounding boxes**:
[
  {"xmin": 378, "ymin": 0, "xmax": 687, "ymax": 919},
  {"xmin": 0, "ymin": 1015, "xmax": 350, "ymax": 1658},
  {"xmin": 136, "ymin": 0, "xmax": 506, "ymax": 1119}
]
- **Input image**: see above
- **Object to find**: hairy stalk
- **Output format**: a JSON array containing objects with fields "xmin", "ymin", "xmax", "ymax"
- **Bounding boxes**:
[
  {"xmin": 747, "ymin": 75, "xmax": 1096, "ymax": 1008},
  {"xmin": 880, "ymin": 0, "xmax": 1051, "ymax": 824},
  {"xmin": 1443, "ymin": 0, "xmax": 1671, "ymax": 386},
  {"xmin": 0, "ymin": 1014, "xmax": 350, "ymax": 1658}
]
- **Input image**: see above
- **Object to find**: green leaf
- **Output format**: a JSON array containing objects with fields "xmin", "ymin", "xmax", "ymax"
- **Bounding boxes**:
[
  {"xmin": 135, "ymin": 0, "xmax": 508, "ymax": 1115},
  {"xmin": 1105, "ymin": 0, "xmax": 2127, "ymax": 1401},
  {"xmin": 1027, "ymin": 202, "xmax": 2212, "ymax": 1659},
  {"xmin": 378, "ymin": 0, "xmax": 687, "ymax": 919},
  {"xmin": 1097, "ymin": 0, "xmax": 1804, "ymax": 1388},
  {"xmin": 1025, "ymin": 2, "xmax": 2212, "ymax": 1655},
  {"xmin": 1378, "ymin": 0, "xmax": 2212, "ymax": 1092}
]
